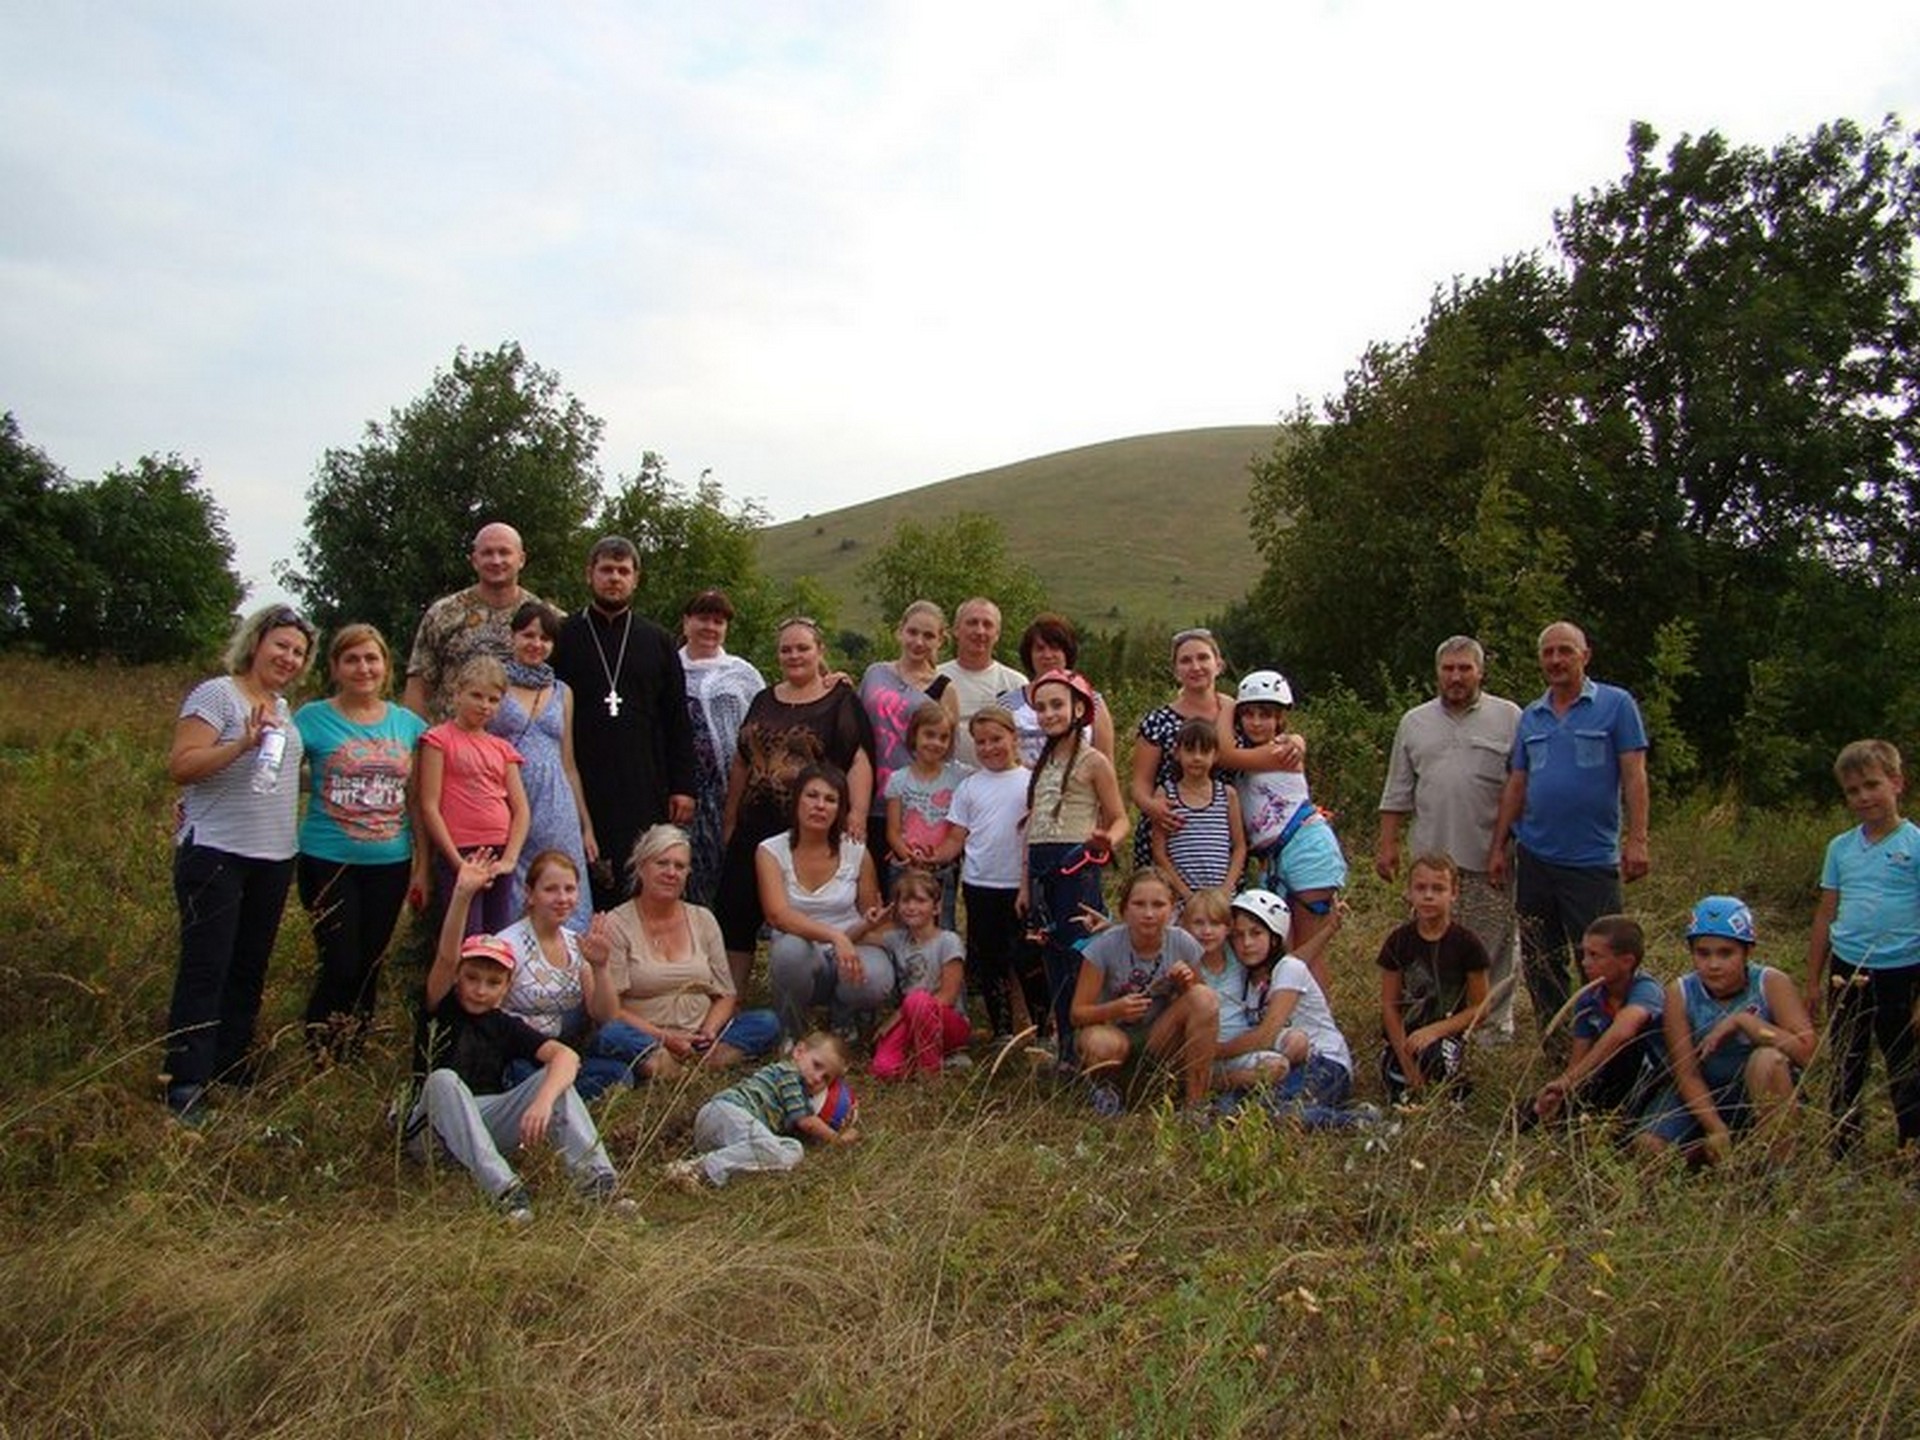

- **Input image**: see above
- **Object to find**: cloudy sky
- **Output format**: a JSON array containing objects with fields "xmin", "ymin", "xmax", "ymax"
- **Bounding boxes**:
[{"xmin": 4, "ymin": 2, "xmax": 1916, "ymax": 600}]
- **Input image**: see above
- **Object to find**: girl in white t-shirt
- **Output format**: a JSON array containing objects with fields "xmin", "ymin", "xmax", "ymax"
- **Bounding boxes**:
[
  {"xmin": 1226, "ymin": 889, "xmax": 1363, "ymax": 1128},
  {"xmin": 935, "ymin": 706, "xmax": 1040, "ymax": 1042},
  {"xmin": 1185, "ymin": 887, "xmax": 1289, "ymax": 1092}
]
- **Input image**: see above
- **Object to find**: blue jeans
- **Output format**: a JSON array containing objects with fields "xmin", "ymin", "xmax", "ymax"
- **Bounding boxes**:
[
  {"xmin": 1027, "ymin": 842, "xmax": 1107, "ymax": 1067},
  {"xmin": 577, "ymin": 1010, "xmax": 783, "ymax": 1099},
  {"xmin": 1225, "ymin": 1054, "xmax": 1365, "ymax": 1129}
]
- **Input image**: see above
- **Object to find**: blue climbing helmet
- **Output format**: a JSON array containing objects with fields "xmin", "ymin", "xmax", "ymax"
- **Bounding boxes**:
[{"xmin": 1685, "ymin": 895, "xmax": 1756, "ymax": 946}]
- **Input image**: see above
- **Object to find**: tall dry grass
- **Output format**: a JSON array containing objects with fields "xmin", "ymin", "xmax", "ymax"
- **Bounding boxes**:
[{"xmin": 1, "ymin": 655, "xmax": 1916, "ymax": 1437}]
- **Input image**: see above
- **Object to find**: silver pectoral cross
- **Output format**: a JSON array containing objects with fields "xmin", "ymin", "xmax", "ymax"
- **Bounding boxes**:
[{"xmin": 605, "ymin": 690, "xmax": 623, "ymax": 717}]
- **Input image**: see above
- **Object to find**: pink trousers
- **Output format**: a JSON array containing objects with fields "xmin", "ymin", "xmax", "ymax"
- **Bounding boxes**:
[{"xmin": 871, "ymin": 991, "xmax": 972, "ymax": 1080}]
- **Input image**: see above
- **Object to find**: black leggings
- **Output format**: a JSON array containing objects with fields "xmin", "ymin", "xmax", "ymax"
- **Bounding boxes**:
[
  {"xmin": 963, "ymin": 884, "xmax": 1047, "ymax": 1037},
  {"xmin": 298, "ymin": 855, "xmax": 413, "ymax": 1047},
  {"xmin": 1825, "ymin": 957, "xmax": 1920, "ymax": 1155}
]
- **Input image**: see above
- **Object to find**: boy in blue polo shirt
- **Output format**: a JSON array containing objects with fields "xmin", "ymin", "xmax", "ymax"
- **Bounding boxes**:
[{"xmin": 1807, "ymin": 739, "xmax": 1920, "ymax": 1161}]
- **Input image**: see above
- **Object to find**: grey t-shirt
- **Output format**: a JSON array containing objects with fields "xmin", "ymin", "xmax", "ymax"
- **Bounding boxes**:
[
  {"xmin": 1081, "ymin": 925, "xmax": 1203, "ymax": 1023},
  {"xmin": 884, "ymin": 927, "xmax": 966, "ymax": 996},
  {"xmin": 176, "ymin": 676, "xmax": 303, "ymax": 860}
]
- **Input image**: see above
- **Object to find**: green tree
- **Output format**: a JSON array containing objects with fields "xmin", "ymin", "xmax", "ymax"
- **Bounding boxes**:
[
  {"xmin": 285, "ymin": 342, "xmax": 604, "ymax": 645},
  {"xmin": 1, "ymin": 435, "xmax": 241, "ymax": 663},
  {"xmin": 81, "ymin": 457, "xmax": 243, "ymax": 662},
  {"xmin": 1248, "ymin": 258, "xmax": 1574, "ymax": 695},
  {"xmin": 0, "ymin": 413, "xmax": 79, "ymax": 647},
  {"xmin": 1246, "ymin": 116, "xmax": 1920, "ymax": 798},
  {"xmin": 856, "ymin": 511, "xmax": 1048, "ymax": 654},
  {"xmin": 1558, "ymin": 117, "xmax": 1920, "ymax": 571}
]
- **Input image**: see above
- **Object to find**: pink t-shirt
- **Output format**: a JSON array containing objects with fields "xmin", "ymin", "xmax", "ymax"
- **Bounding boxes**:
[{"xmin": 423, "ymin": 723, "xmax": 523, "ymax": 848}]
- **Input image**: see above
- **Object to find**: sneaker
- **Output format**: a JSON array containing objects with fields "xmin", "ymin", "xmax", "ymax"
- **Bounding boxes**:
[
  {"xmin": 581, "ymin": 1173, "xmax": 642, "ymax": 1219},
  {"xmin": 1089, "ymin": 1082, "xmax": 1124, "ymax": 1117},
  {"xmin": 497, "ymin": 1184, "xmax": 535, "ymax": 1226},
  {"xmin": 165, "ymin": 1083, "xmax": 211, "ymax": 1127},
  {"xmin": 942, "ymin": 1053, "xmax": 974, "ymax": 1073},
  {"xmin": 663, "ymin": 1157, "xmax": 711, "ymax": 1194}
]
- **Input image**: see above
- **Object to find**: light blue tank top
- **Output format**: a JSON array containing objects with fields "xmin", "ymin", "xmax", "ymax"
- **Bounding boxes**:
[{"xmin": 1679, "ymin": 964, "xmax": 1774, "ymax": 1090}]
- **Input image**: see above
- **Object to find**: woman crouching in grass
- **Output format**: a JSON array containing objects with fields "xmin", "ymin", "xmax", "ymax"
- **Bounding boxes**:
[{"xmin": 1070, "ymin": 868, "xmax": 1218, "ymax": 1115}]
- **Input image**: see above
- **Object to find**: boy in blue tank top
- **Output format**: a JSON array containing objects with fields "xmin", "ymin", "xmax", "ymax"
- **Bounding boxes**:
[
  {"xmin": 1805, "ymin": 739, "xmax": 1920, "ymax": 1161},
  {"xmin": 1635, "ymin": 897, "xmax": 1815, "ymax": 1167}
]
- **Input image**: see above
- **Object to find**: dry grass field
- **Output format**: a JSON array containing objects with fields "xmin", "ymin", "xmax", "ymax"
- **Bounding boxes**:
[{"xmin": 2, "ymin": 654, "xmax": 1917, "ymax": 1437}]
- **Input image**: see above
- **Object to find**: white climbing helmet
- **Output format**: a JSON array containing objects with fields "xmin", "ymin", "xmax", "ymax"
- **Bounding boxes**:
[{"xmin": 1236, "ymin": 670, "xmax": 1295, "ymax": 707}]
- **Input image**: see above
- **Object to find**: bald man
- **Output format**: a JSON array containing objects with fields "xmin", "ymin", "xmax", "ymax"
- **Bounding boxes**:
[
  {"xmin": 403, "ymin": 521, "xmax": 541, "ymax": 721},
  {"xmin": 935, "ymin": 596, "xmax": 1026, "ymax": 767},
  {"xmin": 1488, "ymin": 621, "xmax": 1650, "ymax": 1047}
]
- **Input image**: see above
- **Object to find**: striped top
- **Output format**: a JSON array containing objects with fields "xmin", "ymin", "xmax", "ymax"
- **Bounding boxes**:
[
  {"xmin": 715, "ymin": 1058, "xmax": 813, "ymax": 1133},
  {"xmin": 1161, "ymin": 777, "xmax": 1234, "ymax": 893},
  {"xmin": 175, "ymin": 676, "xmax": 303, "ymax": 860}
]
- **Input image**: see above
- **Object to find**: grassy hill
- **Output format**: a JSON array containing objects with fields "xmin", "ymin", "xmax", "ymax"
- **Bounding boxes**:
[{"xmin": 755, "ymin": 426, "xmax": 1279, "ymax": 634}]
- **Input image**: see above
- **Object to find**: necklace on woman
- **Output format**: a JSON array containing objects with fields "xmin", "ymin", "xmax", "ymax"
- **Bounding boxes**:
[
  {"xmin": 640, "ymin": 902, "xmax": 686, "ymax": 952},
  {"xmin": 589, "ymin": 611, "xmax": 633, "ymax": 717}
]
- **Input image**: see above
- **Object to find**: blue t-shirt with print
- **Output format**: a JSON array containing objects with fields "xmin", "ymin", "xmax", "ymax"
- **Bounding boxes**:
[{"xmin": 1821, "ymin": 819, "xmax": 1920, "ymax": 971}]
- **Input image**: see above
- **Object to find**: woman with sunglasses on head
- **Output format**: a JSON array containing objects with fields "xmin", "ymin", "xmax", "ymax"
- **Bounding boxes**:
[
  {"xmin": 1128, "ymin": 627, "xmax": 1305, "ymax": 872},
  {"xmin": 163, "ymin": 603, "xmax": 316, "ymax": 1120},
  {"xmin": 712, "ymin": 617, "xmax": 874, "ymax": 993}
]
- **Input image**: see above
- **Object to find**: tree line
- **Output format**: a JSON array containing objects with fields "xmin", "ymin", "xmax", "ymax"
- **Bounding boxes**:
[
  {"xmin": 1229, "ymin": 116, "xmax": 1920, "ymax": 805},
  {"xmin": 6, "ymin": 116, "xmax": 1915, "ymax": 808},
  {"xmin": 0, "ymin": 415, "xmax": 242, "ymax": 663}
]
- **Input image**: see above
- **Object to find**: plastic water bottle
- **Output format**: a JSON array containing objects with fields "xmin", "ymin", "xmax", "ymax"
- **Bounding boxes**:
[{"xmin": 250, "ymin": 697, "xmax": 290, "ymax": 795}]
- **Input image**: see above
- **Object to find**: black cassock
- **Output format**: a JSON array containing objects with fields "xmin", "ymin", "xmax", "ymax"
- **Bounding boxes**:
[{"xmin": 552, "ymin": 605, "xmax": 697, "ymax": 911}]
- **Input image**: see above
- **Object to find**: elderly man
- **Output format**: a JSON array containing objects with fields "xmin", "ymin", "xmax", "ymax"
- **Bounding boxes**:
[
  {"xmin": 1488, "ymin": 621, "xmax": 1651, "ymax": 1045},
  {"xmin": 552, "ymin": 535, "xmax": 697, "ymax": 912},
  {"xmin": 1376, "ymin": 636, "xmax": 1522, "ymax": 1040},
  {"xmin": 403, "ymin": 521, "xmax": 539, "ymax": 721},
  {"xmin": 935, "ymin": 596, "xmax": 1027, "ymax": 767}
]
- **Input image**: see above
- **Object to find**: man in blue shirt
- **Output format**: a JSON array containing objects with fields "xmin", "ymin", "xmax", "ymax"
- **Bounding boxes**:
[{"xmin": 1488, "ymin": 622, "xmax": 1651, "ymax": 1053}]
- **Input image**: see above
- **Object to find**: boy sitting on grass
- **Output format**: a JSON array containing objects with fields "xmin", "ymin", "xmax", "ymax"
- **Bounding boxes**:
[
  {"xmin": 407, "ymin": 853, "xmax": 631, "ymax": 1224},
  {"xmin": 1377, "ymin": 853, "xmax": 1490, "ymax": 1104},
  {"xmin": 1521, "ymin": 915, "xmax": 1665, "ymax": 1130},
  {"xmin": 1634, "ymin": 895, "xmax": 1815, "ymax": 1167},
  {"xmin": 665, "ymin": 1031, "xmax": 859, "ymax": 1189}
]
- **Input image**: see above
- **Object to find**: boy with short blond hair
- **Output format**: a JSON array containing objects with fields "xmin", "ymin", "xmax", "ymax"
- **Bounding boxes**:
[
  {"xmin": 1807, "ymin": 739, "xmax": 1920, "ymax": 1159},
  {"xmin": 667, "ymin": 1031, "xmax": 860, "ymax": 1188}
]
